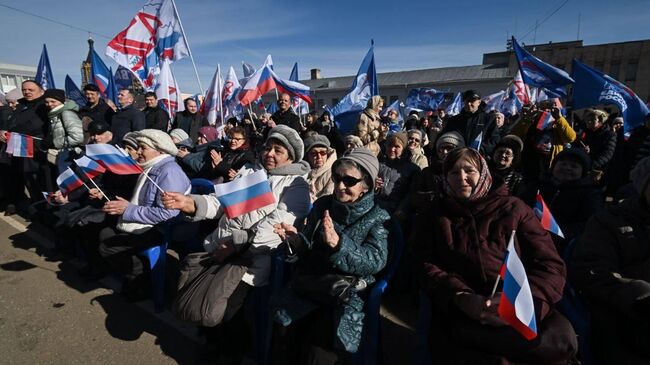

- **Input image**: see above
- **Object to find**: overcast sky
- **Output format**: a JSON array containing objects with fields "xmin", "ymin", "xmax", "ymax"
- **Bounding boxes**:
[{"xmin": 1, "ymin": 0, "xmax": 650, "ymax": 94}]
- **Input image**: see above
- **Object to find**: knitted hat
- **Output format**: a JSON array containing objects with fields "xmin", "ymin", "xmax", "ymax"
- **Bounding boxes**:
[
  {"xmin": 122, "ymin": 132, "xmax": 138, "ymax": 150},
  {"xmin": 198, "ymin": 126, "xmax": 218, "ymax": 142},
  {"xmin": 169, "ymin": 128, "xmax": 189, "ymax": 142},
  {"xmin": 630, "ymin": 157, "xmax": 650, "ymax": 196},
  {"xmin": 303, "ymin": 134, "xmax": 330, "ymax": 153},
  {"xmin": 43, "ymin": 88, "xmax": 65, "ymax": 104},
  {"xmin": 436, "ymin": 131, "xmax": 465, "ymax": 150},
  {"xmin": 5, "ymin": 88, "xmax": 22, "ymax": 101},
  {"xmin": 344, "ymin": 135, "xmax": 363, "ymax": 149},
  {"xmin": 135, "ymin": 129, "xmax": 178, "ymax": 155},
  {"xmin": 388, "ymin": 132, "xmax": 408, "ymax": 147},
  {"xmin": 333, "ymin": 147, "xmax": 380, "ymax": 190},
  {"xmin": 554, "ymin": 148, "xmax": 592, "ymax": 176},
  {"xmin": 266, "ymin": 124, "xmax": 304, "ymax": 161}
]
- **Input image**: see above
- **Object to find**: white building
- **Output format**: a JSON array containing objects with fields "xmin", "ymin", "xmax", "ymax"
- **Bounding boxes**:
[{"xmin": 0, "ymin": 63, "xmax": 36, "ymax": 94}]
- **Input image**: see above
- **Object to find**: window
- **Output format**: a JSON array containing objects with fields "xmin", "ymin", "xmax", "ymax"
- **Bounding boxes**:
[
  {"xmin": 609, "ymin": 61, "xmax": 621, "ymax": 80},
  {"xmin": 1, "ymin": 74, "xmax": 17, "ymax": 93},
  {"xmin": 625, "ymin": 60, "xmax": 639, "ymax": 81}
]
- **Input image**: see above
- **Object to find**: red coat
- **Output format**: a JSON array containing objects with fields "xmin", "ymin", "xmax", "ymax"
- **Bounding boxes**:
[{"xmin": 417, "ymin": 181, "xmax": 566, "ymax": 319}]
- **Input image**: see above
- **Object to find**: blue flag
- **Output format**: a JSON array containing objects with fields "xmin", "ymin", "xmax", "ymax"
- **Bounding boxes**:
[
  {"xmin": 445, "ymin": 92, "xmax": 463, "ymax": 116},
  {"xmin": 571, "ymin": 59, "xmax": 650, "ymax": 134},
  {"xmin": 113, "ymin": 66, "xmax": 135, "ymax": 91},
  {"xmin": 470, "ymin": 131, "xmax": 483, "ymax": 150},
  {"xmin": 289, "ymin": 62, "xmax": 299, "ymax": 82},
  {"xmin": 331, "ymin": 44, "xmax": 379, "ymax": 133},
  {"xmin": 266, "ymin": 102, "xmax": 278, "ymax": 114},
  {"xmin": 64, "ymin": 75, "xmax": 87, "ymax": 108},
  {"xmin": 107, "ymin": 67, "xmax": 119, "ymax": 106},
  {"xmin": 381, "ymin": 100, "xmax": 404, "ymax": 122},
  {"xmin": 512, "ymin": 37, "xmax": 573, "ymax": 97},
  {"xmin": 35, "ymin": 44, "xmax": 56, "ymax": 90},
  {"xmin": 406, "ymin": 88, "xmax": 453, "ymax": 111}
]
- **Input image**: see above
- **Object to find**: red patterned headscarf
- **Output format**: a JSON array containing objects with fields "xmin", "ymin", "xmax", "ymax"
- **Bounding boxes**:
[{"xmin": 443, "ymin": 147, "xmax": 493, "ymax": 201}]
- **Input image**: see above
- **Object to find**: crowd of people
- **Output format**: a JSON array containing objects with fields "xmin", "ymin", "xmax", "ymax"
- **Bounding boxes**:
[{"xmin": 1, "ymin": 79, "xmax": 650, "ymax": 364}]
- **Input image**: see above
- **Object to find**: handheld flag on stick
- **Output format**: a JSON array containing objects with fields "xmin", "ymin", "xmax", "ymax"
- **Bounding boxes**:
[
  {"xmin": 214, "ymin": 170, "xmax": 276, "ymax": 219},
  {"xmin": 535, "ymin": 111, "xmax": 554, "ymax": 131},
  {"xmin": 56, "ymin": 168, "xmax": 86, "ymax": 195},
  {"xmin": 533, "ymin": 192, "xmax": 564, "ymax": 238},
  {"xmin": 497, "ymin": 230, "xmax": 538, "ymax": 340},
  {"xmin": 6, "ymin": 132, "xmax": 35, "ymax": 158},
  {"xmin": 73, "ymin": 155, "xmax": 110, "ymax": 201},
  {"xmin": 35, "ymin": 44, "xmax": 56, "ymax": 90},
  {"xmin": 85, "ymin": 144, "xmax": 143, "ymax": 175}
]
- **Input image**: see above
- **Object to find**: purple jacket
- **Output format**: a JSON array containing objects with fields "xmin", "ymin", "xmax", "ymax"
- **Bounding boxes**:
[{"xmin": 122, "ymin": 156, "xmax": 190, "ymax": 225}]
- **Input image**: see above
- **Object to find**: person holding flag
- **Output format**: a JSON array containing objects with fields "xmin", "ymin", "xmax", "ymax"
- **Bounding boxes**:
[
  {"xmin": 161, "ymin": 125, "xmax": 310, "ymax": 363},
  {"xmin": 42, "ymin": 88, "xmax": 84, "ymax": 174},
  {"xmin": 414, "ymin": 147, "xmax": 576, "ymax": 363}
]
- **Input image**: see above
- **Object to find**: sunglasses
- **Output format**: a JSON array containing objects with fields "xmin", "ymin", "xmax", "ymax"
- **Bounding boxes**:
[
  {"xmin": 332, "ymin": 174, "xmax": 363, "ymax": 187},
  {"xmin": 310, "ymin": 150, "xmax": 327, "ymax": 157},
  {"xmin": 408, "ymin": 137, "xmax": 421, "ymax": 143}
]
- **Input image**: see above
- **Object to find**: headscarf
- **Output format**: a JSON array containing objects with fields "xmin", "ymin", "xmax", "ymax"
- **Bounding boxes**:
[{"xmin": 443, "ymin": 148, "xmax": 492, "ymax": 201}]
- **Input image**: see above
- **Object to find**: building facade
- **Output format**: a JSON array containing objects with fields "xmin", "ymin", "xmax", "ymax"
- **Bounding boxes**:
[{"xmin": 0, "ymin": 63, "xmax": 36, "ymax": 94}]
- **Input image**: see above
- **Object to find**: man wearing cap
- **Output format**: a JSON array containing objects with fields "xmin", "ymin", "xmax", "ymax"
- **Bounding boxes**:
[
  {"xmin": 143, "ymin": 92, "xmax": 169, "ymax": 132},
  {"xmin": 172, "ymin": 98, "xmax": 209, "ymax": 142},
  {"xmin": 571, "ymin": 156, "xmax": 650, "ymax": 364},
  {"xmin": 111, "ymin": 89, "xmax": 145, "ymax": 144},
  {"xmin": 440, "ymin": 89, "xmax": 499, "ymax": 156},
  {"xmin": 87, "ymin": 120, "xmax": 114, "ymax": 145},
  {"xmin": 79, "ymin": 84, "xmax": 115, "ymax": 125},
  {"xmin": 271, "ymin": 93, "xmax": 302, "ymax": 133}
]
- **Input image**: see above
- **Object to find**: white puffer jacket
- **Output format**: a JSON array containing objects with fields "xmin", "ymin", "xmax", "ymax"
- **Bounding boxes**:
[{"xmin": 191, "ymin": 161, "xmax": 311, "ymax": 286}]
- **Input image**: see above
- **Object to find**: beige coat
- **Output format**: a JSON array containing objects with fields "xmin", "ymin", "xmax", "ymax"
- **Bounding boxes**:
[
  {"xmin": 308, "ymin": 149, "xmax": 337, "ymax": 202},
  {"xmin": 354, "ymin": 96, "xmax": 386, "ymax": 156}
]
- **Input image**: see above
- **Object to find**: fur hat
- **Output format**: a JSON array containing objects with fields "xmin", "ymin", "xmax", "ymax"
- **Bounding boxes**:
[
  {"xmin": 304, "ymin": 134, "xmax": 330, "ymax": 153},
  {"xmin": 135, "ymin": 129, "xmax": 178, "ymax": 156},
  {"xmin": 631, "ymin": 157, "xmax": 650, "ymax": 196},
  {"xmin": 266, "ymin": 124, "xmax": 304, "ymax": 161},
  {"xmin": 344, "ymin": 135, "xmax": 363, "ymax": 149},
  {"xmin": 494, "ymin": 135, "xmax": 524, "ymax": 162},
  {"xmin": 436, "ymin": 131, "xmax": 466, "ymax": 150},
  {"xmin": 388, "ymin": 132, "xmax": 408, "ymax": 147},
  {"xmin": 43, "ymin": 88, "xmax": 65, "ymax": 104},
  {"xmin": 122, "ymin": 132, "xmax": 139, "ymax": 150},
  {"xmin": 198, "ymin": 126, "xmax": 218, "ymax": 142},
  {"xmin": 169, "ymin": 128, "xmax": 190, "ymax": 142},
  {"xmin": 333, "ymin": 147, "xmax": 379, "ymax": 190},
  {"xmin": 87, "ymin": 120, "xmax": 110, "ymax": 135}
]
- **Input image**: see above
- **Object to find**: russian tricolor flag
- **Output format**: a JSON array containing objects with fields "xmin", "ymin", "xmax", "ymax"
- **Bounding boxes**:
[
  {"xmin": 238, "ymin": 66, "xmax": 277, "ymax": 106},
  {"xmin": 271, "ymin": 71, "xmax": 312, "ymax": 105},
  {"xmin": 56, "ymin": 167, "xmax": 85, "ymax": 195},
  {"xmin": 74, "ymin": 155, "xmax": 107, "ymax": 179},
  {"xmin": 535, "ymin": 111, "xmax": 554, "ymax": 131},
  {"xmin": 6, "ymin": 132, "xmax": 34, "ymax": 158},
  {"xmin": 533, "ymin": 193, "xmax": 564, "ymax": 238},
  {"xmin": 85, "ymin": 144, "xmax": 143, "ymax": 175},
  {"xmin": 214, "ymin": 170, "xmax": 276, "ymax": 219},
  {"xmin": 498, "ymin": 231, "xmax": 538, "ymax": 340}
]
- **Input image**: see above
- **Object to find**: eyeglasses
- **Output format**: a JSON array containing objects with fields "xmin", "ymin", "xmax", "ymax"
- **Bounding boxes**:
[
  {"xmin": 230, "ymin": 137, "xmax": 246, "ymax": 141},
  {"xmin": 332, "ymin": 174, "xmax": 363, "ymax": 187},
  {"xmin": 496, "ymin": 149, "xmax": 514, "ymax": 158},
  {"xmin": 408, "ymin": 137, "xmax": 421, "ymax": 143},
  {"xmin": 310, "ymin": 150, "xmax": 327, "ymax": 157}
]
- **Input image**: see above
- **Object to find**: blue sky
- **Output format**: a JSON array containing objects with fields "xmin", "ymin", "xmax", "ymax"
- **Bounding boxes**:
[{"xmin": 2, "ymin": 0, "xmax": 650, "ymax": 94}]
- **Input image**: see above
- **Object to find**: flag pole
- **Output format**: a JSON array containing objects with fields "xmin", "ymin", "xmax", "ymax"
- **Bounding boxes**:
[
  {"xmin": 490, "ymin": 230, "xmax": 517, "ymax": 298},
  {"xmin": 81, "ymin": 171, "xmax": 111, "ymax": 201},
  {"xmin": 170, "ymin": 0, "xmax": 204, "ymax": 95},
  {"xmin": 218, "ymin": 64, "xmax": 225, "ymax": 128}
]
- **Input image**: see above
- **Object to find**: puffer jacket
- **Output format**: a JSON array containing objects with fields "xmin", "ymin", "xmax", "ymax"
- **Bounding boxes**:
[
  {"xmin": 46, "ymin": 100, "xmax": 84, "ymax": 150},
  {"xmin": 273, "ymin": 192, "xmax": 390, "ymax": 352},
  {"xmin": 416, "ymin": 180, "xmax": 566, "ymax": 320},
  {"xmin": 307, "ymin": 149, "xmax": 337, "ymax": 202},
  {"xmin": 190, "ymin": 161, "xmax": 311, "ymax": 286},
  {"xmin": 377, "ymin": 156, "xmax": 420, "ymax": 213}
]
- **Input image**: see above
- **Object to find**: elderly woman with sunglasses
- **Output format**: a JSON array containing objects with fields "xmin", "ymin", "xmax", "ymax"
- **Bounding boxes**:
[
  {"xmin": 273, "ymin": 147, "xmax": 389, "ymax": 364},
  {"xmin": 304, "ymin": 134, "xmax": 338, "ymax": 202},
  {"xmin": 406, "ymin": 129, "xmax": 429, "ymax": 170}
]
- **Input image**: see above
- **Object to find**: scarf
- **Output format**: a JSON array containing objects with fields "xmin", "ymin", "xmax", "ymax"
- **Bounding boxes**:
[{"xmin": 444, "ymin": 149, "xmax": 492, "ymax": 202}]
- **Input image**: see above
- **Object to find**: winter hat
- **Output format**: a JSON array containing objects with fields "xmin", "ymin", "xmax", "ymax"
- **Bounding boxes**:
[
  {"xmin": 122, "ymin": 132, "xmax": 138, "ymax": 150},
  {"xmin": 198, "ymin": 126, "xmax": 218, "ymax": 142},
  {"xmin": 333, "ymin": 147, "xmax": 380, "ymax": 190},
  {"xmin": 436, "ymin": 131, "xmax": 466, "ymax": 150},
  {"xmin": 407, "ymin": 129, "xmax": 424, "ymax": 142},
  {"xmin": 177, "ymin": 138, "xmax": 194, "ymax": 149},
  {"xmin": 344, "ymin": 135, "xmax": 363, "ymax": 149},
  {"xmin": 266, "ymin": 124, "xmax": 304, "ymax": 161},
  {"xmin": 494, "ymin": 135, "xmax": 524, "ymax": 162},
  {"xmin": 83, "ymin": 84, "xmax": 100, "ymax": 92},
  {"xmin": 463, "ymin": 89, "xmax": 481, "ymax": 101},
  {"xmin": 303, "ymin": 134, "xmax": 330, "ymax": 153},
  {"xmin": 388, "ymin": 132, "xmax": 408, "ymax": 147},
  {"xmin": 87, "ymin": 120, "xmax": 110, "ymax": 135},
  {"xmin": 169, "ymin": 128, "xmax": 189, "ymax": 142},
  {"xmin": 135, "ymin": 129, "xmax": 178, "ymax": 156},
  {"xmin": 5, "ymin": 88, "xmax": 22, "ymax": 101},
  {"xmin": 43, "ymin": 88, "xmax": 65, "ymax": 104},
  {"xmin": 553, "ymin": 148, "xmax": 592, "ymax": 176},
  {"xmin": 630, "ymin": 156, "xmax": 650, "ymax": 196}
]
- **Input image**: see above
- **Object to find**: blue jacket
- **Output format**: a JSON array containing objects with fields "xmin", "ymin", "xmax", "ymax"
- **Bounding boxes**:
[{"xmin": 122, "ymin": 156, "xmax": 190, "ymax": 225}]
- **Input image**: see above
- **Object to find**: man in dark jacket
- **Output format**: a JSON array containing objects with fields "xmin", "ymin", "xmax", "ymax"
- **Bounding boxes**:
[
  {"xmin": 172, "ymin": 98, "xmax": 209, "ymax": 142},
  {"xmin": 110, "ymin": 89, "xmax": 145, "ymax": 144},
  {"xmin": 1, "ymin": 80, "xmax": 50, "ymax": 213},
  {"xmin": 143, "ymin": 92, "xmax": 169, "ymax": 131},
  {"xmin": 571, "ymin": 156, "xmax": 650, "ymax": 364},
  {"xmin": 271, "ymin": 93, "xmax": 302, "ymax": 133},
  {"xmin": 78, "ymin": 83, "xmax": 115, "ymax": 124},
  {"xmin": 574, "ymin": 108, "xmax": 617, "ymax": 172},
  {"xmin": 440, "ymin": 90, "xmax": 499, "ymax": 156}
]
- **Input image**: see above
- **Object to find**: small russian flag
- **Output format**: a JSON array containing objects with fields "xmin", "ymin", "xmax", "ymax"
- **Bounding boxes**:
[
  {"xmin": 214, "ymin": 169, "xmax": 276, "ymax": 219},
  {"xmin": 535, "ymin": 111, "xmax": 554, "ymax": 130},
  {"xmin": 56, "ymin": 167, "xmax": 85, "ymax": 195},
  {"xmin": 498, "ymin": 231, "xmax": 538, "ymax": 340},
  {"xmin": 74, "ymin": 155, "xmax": 107, "ymax": 179},
  {"xmin": 85, "ymin": 144, "xmax": 143, "ymax": 175},
  {"xmin": 6, "ymin": 132, "xmax": 34, "ymax": 158},
  {"xmin": 533, "ymin": 193, "xmax": 565, "ymax": 238}
]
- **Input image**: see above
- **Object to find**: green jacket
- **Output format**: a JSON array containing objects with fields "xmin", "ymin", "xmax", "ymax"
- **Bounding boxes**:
[{"xmin": 46, "ymin": 100, "xmax": 84, "ymax": 150}]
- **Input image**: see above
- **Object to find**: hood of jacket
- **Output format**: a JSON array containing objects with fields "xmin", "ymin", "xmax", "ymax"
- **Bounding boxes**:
[{"xmin": 48, "ymin": 100, "xmax": 79, "ymax": 118}]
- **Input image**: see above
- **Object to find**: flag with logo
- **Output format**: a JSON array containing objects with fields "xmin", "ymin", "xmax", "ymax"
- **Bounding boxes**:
[
  {"xmin": 35, "ymin": 44, "xmax": 56, "ymax": 90},
  {"xmin": 106, "ymin": 0, "xmax": 189, "ymax": 90},
  {"xmin": 572, "ymin": 59, "xmax": 650, "ymax": 134},
  {"xmin": 223, "ymin": 66, "xmax": 244, "ymax": 120},
  {"xmin": 202, "ymin": 64, "xmax": 225, "ymax": 125},
  {"xmin": 155, "ymin": 59, "xmax": 184, "ymax": 118},
  {"xmin": 512, "ymin": 37, "xmax": 574, "ymax": 97}
]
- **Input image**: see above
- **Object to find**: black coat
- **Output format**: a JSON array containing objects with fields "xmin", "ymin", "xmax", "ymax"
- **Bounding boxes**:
[
  {"xmin": 144, "ymin": 106, "xmax": 169, "ymax": 131},
  {"xmin": 577, "ymin": 126, "xmax": 617, "ymax": 170},
  {"xmin": 110, "ymin": 104, "xmax": 145, "ymax": 143},
  {"xmin": 271, "ymin": 109, "xmax": 301, "ymax": 133},
  {"xmin": 8, "ymin": 96, "xmax": 49, "ymax": 172},
  {"xmin": 441, "ymin": 108, "xmax": 498, "ymax": 156},
  {"xmin": 78, "ymin": 99, "xmax": 115, "ymax": 125},
  {"xmin": 172, "ymin": 111, "xmax": 209, "ymax": 142}
]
